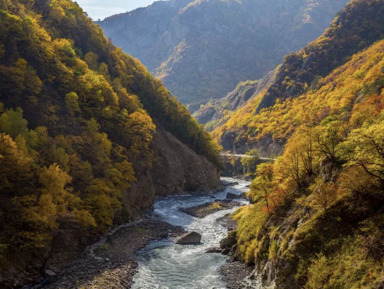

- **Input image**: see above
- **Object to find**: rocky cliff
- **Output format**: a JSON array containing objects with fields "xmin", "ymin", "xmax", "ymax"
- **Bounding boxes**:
[{"xmin": 127, "ymin": 127, "xmax": 220, "ymax": 215}]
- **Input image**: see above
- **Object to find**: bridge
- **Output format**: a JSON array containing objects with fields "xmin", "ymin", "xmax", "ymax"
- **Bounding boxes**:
[{"xmin": 220, "ymin": 153, "xmax": 275, "ymax": 161}]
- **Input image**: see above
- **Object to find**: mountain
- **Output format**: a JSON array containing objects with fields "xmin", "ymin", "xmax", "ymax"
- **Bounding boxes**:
[
  {"xmin": 98, "ymin": 0, "xmax": 349, "ymax": 110},
  {"xmin": 0, "ymin": 0, "xmax": 221, "ymax": 286},
  {"xmin": 194, "ymin": 70, "xmax": 276, "ymax": 129},
  {"xmin": 217, "ymin": 0, "xmax": 384, "ymax": 287},
  {"xmin": 213, "ymin": 0, "xmax": 384, "ymax": 155}
]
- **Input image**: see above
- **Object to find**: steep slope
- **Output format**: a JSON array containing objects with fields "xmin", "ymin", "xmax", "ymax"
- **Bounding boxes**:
[
  {"xmin": 98, "ymin": 0, "xmax": 349, "ymax": 109},
  {"xmin": 218, "ymin": 1, "xmax": 384, "ymax": 287},
  {"xmin": 233, "ymin": 37, "xmax": 384, "ymax": 289},
  {"xmin": 0, "ymin": 0, "xmax": 220, "ymax": 287},
  {"xmin": 194, "ymin": 70, "xmax": 276, "ymax": 129},
  {"xmin": 213, "ymin": 0, "xmax": 384, "ymax": 154}
]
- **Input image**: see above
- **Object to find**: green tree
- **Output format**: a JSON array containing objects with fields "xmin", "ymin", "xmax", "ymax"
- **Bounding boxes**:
[{"xmin": 241, "ymin": 148, "xmax": 260, "ymax": 177}]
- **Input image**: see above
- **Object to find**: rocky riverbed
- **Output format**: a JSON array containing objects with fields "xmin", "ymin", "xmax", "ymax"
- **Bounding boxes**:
[
  {"xmin": 41, "ymin": 219, "xmax": 185, "ymax": 289},
  {"xmin": 30, "ymin": 178, "xmax": 253, "ymax": 289}
]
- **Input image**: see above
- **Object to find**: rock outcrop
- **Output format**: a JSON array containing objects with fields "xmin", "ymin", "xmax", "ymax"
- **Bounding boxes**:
[
  {"xmin": 220, "ymin": 231, "xmax": 237, "ymax": 255},
  {"xmin": 126, "ymin": 127, "xmax": 221, "ymax": 217}
]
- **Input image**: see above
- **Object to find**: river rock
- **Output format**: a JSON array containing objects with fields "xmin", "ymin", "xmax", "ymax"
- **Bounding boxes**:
[
  {"xmin": 226, "ymin": 192, "xmax": 239, "ymax": 199},
  {"xmin": 45, "ymin": 270, "xmax": 56, "ymax": 277},
  {"xmin": 222, "ymin": 181, "xmax": 239, "ymax": 187},
  {"xmin": 174, "ymin": 232, "xmax": 202, "ymax": 245},
  {"xmin": 216, "ymin": 214, "xmax": 238, "ymax": 231},
  {"xmin": 205, "ymin": 247, "xmax": 222, "ymax": 253},
  {"xmin": 220, "ymin": 231, "xmax": 237, "ymax": 255}
]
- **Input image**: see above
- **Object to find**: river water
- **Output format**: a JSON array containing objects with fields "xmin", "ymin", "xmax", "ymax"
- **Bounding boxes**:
[{"xmin": 131, "ymin": 178, "xmax": 250, "ymax": 289}]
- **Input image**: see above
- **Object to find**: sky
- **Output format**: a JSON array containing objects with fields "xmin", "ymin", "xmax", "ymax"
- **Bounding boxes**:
[{"xmin": 75, "ymin": 0, "xmax": 158, "ymax": 20}]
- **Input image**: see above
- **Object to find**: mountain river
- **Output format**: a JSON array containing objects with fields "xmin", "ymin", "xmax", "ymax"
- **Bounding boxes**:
[{"xmin": 131, "ymin": 177, "xmax": 258, "ymax": 289}]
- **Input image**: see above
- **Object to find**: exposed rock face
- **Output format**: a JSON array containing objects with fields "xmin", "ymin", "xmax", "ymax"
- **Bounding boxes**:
[
  {"xmin": 99, "ymin": 0, "xmax": 349, "ymax": 109},
  {"xmin": 125, "ymin": 126, "xmax": 221, "ymax": 216},
  {"xmin": 175, "ymin": 232, "xmax": 202, "ymax": 244}
]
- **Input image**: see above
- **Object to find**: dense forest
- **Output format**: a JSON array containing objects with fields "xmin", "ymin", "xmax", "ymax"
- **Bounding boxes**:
[
  {"xmin": 98, "ymin": 0, "xmax": 348, "ymax": 110},
  {"xmin": 215, "ymin": 0, "xmax": 384, "ymax": 287},
  {"xmin": 0, "ymin": 0, "xmax": 221, "ymax": 286},
  {"xmin": 213, "ymin": 0, "xmax": 384, "ymax": 154}
]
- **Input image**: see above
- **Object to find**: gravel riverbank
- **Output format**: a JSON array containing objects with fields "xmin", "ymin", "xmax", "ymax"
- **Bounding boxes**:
[
  {"xmin": 39, "ymin": 180, "xmax": 251, "ymax": 289},
  {"xmin": 42, "ymin": 219, "xmax": 185, "ymax": 289}
]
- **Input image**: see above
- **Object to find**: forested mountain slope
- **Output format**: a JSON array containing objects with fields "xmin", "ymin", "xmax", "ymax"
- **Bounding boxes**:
[
  {"xmin": 213, "ymin": 0, "xmax": 384, "ymax": 155},
  {"xmin": 0, "ymin": 0, "xmax": 220, "ymax": 287},
  {"xmin": 234, "ymin": 36, "xmax": 384, "ymax": 289},
  {"xmin": 98, "ymin": 0, "xmax": 349, "ymax": 109},
  {"xmin": 219, "ymin": 1, "xmax": 384, "ymax": 287},
  {"xmin": 194, "ymin": 71, "xmax": 276, "ymax": 129}
]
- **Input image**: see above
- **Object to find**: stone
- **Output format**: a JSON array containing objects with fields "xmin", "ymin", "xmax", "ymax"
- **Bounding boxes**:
[
  {"xmin": 226, "ymin": 192, "xmax": 239, "ymax": 199},
  {"xmin": 45, "ymin": 270, "xmax": 56, "ymax": 277},
  {"xmin": 205, "ymin": 247, "xmax": 222, "ymax": 253},
  {"xmin": 220, "ymin": 231, "xmax": 237, "ymax": 255},
  {"xmin": 174, "ymin": 232, "xmax": 202, "ymax": 245},
  {"xmin": 223, "ymin": 181, "xmax": 239, "ymax": 187}
]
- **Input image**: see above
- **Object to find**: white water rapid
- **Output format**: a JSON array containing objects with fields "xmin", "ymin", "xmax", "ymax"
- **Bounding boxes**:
[{"xmin": 131, "ymin": 178, "xmax": 250, "ymax": 289}]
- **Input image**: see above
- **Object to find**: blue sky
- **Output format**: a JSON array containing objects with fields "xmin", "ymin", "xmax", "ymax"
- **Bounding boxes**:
[{"xmin": 75, "ymin": 0, "xmax": 159, "ymax": 20}]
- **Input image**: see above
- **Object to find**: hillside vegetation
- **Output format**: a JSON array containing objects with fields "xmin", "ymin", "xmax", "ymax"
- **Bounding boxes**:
[
  {"xmin": 194, "ymin": 71, "xmax": 276, "ymax": 129},
  {"xmin": 99, "ymin": 0, "xmax": 348, "ymax": 109},
  {"xmin": 0, "ymin": 0, "xmax": 220, "ymax": 286},
  {"xmin": 222, "ymin": 1, "xmax": 384, "ymax": 287},
  {"xmin": 213, "ymin": 0, "xmax": 384, "ymax": 154}
]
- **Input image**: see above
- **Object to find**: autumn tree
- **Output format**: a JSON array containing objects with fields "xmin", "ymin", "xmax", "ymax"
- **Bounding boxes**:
[
  {"xmin": 339, "ymin": 117, "xmax": 384, "ymax": 189},
  {"xmin": 249, "ymin": 163, "xmax": 276, "ymax": 213}
]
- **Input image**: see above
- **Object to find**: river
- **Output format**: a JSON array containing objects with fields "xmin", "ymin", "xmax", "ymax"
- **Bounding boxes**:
[{"xmin": 131, "ymin": 177, "xmax": 252, "ymax": 289}]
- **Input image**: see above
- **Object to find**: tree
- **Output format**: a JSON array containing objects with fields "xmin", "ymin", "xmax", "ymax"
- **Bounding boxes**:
[
  {"xmin": 0, "ymin": 108, "xmax": 29, "ymax": 139},
  {"xmin": 250, "ymin": 163, "xmax": 276, "ymax": 213},
  {"xmin": 241, "ymin": 148, "xmax": 260, "ymax": 177},
  {"xmin": 313, "ymin": 120, "xmax": 343, "ymax": 162},
  {"xmin": 339, "ymin": 119, "xmax": 384, "ymax": 188}
]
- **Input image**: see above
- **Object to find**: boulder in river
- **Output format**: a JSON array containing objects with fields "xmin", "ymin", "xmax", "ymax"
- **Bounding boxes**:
[
  {"xmin": 175, "ymin": 232, "xmax": 202, "ymax": 245},
  {"xmin": 226, "ymin": 192, "xmax": 239, "ymax": 199},
  {"xmin": 205, "ymin": 247, "xmax": 222, "ymax": 253}
]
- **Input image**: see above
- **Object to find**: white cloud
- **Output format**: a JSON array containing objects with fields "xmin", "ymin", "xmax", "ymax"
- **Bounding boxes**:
[{"xmin": 75, "ymin": 0, "xmax": 159, "ymax": 20}]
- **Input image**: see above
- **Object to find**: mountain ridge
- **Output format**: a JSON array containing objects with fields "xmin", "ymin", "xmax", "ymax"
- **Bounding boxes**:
[
  {"xmin": 98, "ymin": 0, "xmax": 349, "ymax": 109},
  {"xmin": 212, "ymin": 0, "xmax": 384, "ymax": 154}
]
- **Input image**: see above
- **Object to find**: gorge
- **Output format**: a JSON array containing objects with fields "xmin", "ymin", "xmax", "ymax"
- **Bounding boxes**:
[{"xmin": 2, "ymin": 0, "xmax": 384, "ymax": 288}]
